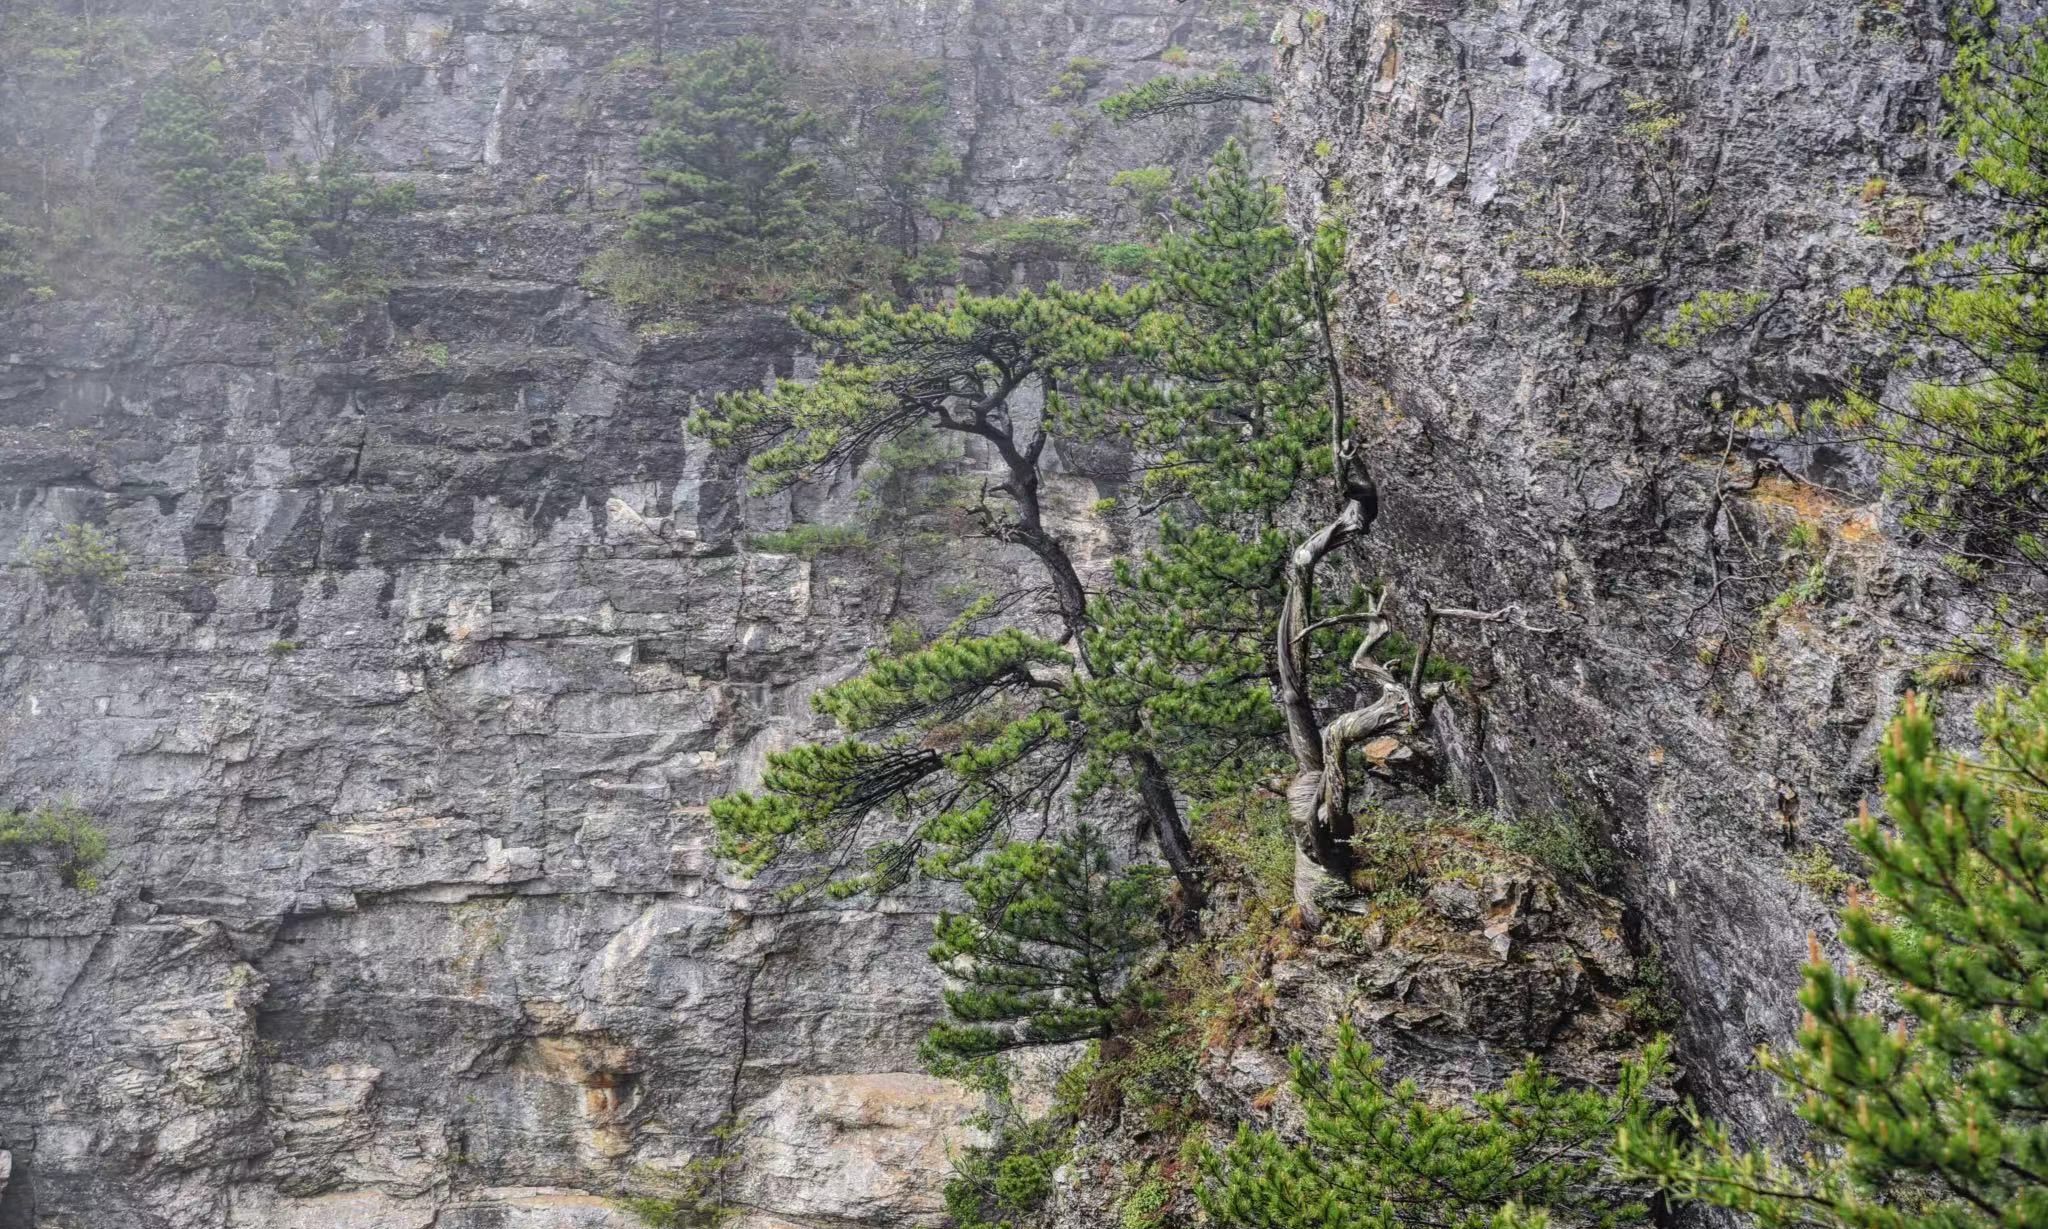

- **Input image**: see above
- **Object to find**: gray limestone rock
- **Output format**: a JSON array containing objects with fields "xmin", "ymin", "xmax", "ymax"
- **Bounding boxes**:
[{"xmin": 0, "ymin": 2, "xmax": 1264, "ymax": 1225}]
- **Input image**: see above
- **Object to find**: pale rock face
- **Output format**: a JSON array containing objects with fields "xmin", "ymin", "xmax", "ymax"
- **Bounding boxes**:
[
  {"xmin": 732, "ymin": 1073, "xmax": 986, "ymax": 1227},
  {"xmin": 0, "ymin": 1, "xmax": 1265, "ymax": 1226}
]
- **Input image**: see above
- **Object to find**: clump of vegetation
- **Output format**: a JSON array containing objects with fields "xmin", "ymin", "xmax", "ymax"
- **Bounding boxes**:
[
  {"xmin": 1654, "ymin": 288, "xmax": 1770, "ymax": 348},
  {"xmin": 1, "ymin": 4, "xmax": 149, "ymax": 82},
  {"xmin": 33, "ymin": 523, "xmax": 128, "ymax": 590},
  {"xmin": 1622, "ymin": 650, "xmax": 2048, "ymax": 1229},
  {"xmin": 1620, "ymin": 943, "xmax": 1681, "ymax": 1033},
  {"xmin": 0, "ymin": 802, "xmax": 110, "ymax": 891},
  {"xmin": 1204, "ymin": 1022, "xmax": 1669, "ymax": 1229},
  {"xmin": 1783, "ymin": 845, "xmax": 1857, "ymax": 901},
  {"xmin": 0, "ymin": 195, "xmax": 46, "ymax": 301},
  {"xmin": 1523, "ymin": 264, "xmax": 1620, "ymax": 292},
  {"xmin": 1193, "ymin": 793, "xmax": 1296, "ymax": 907},
  {"xmin": 943, "ymin": 1071, "xmax": 1084, "ymax": 1229},
  {"xmin": 1048, "ymin": 56, "xmax": 1109, "ymax": 103},
  {"xmin": 1479, "ymin": 807, "xmax": 1619, "ymax": 888},
  {"xmin": 1118, "ymin": 1177, "xmax": 1172, "ymax": 1229}
]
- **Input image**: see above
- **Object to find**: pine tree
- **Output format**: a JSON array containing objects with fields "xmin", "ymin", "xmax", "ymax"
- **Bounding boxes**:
[
  {"xmin": 804, "ymin": 51, "xmax": 960, "ymax": 260},
  {"xmin": 1098, "ymin": 70, "xmax": 1274, "ymax": 124},
  {"xmin": 0, "ymin": 194, "xmax": 39, "ymax": 300},
  {"xmin": 1205, "ymin": 1024, "xmax": 1668, "ymax": 1229},
  {"xmin": 698, "ymin": 147, "xmax": 1352, "ymax": 903},
  {"xmin": 923, "ymin": 826, "xmax": 1164, "ymax": 1066},
  {"xmin": 1827, "ymin": 16, "xmax": 2048, "ymax": 587},
  {"xmin": 628, "ymin": 38, "xmax": 822, "ymax": 269},
  {"xmin": 140, "ymin": 68, "xmax": 309, "ymax": 297},
  {"xmin": 1618, "ymin": 646, "xmax": 2048, "ymax": 1229},
  {"xmin": 138, "ymin": 68, "xmax": 412, "ymax": 308},
  {"xmin": 696, "ymin": 281, "xmax": 1226, "ymax": 901},
  {"xmin": 1073, "ymin": 142, "xmax": 1353, "ymax": 801}
]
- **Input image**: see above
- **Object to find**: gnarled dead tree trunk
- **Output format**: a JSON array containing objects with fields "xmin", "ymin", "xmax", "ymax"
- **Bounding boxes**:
[{"xmin": 1275, "ymin": 441, "xmax": 1554, "ymax": 912}]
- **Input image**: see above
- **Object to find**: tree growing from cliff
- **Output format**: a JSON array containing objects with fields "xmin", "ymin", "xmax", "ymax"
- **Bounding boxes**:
[
  {"xmin": 628, "ymin": 37, "xmax": 822, "ymax": 269},
  {"xmin": 801, "ymin": 50, "xmax": 960, "ymax": 264},
  {"xmin": 1073, "ymin": 141, "xmax": 1351, "ymax": 803},
  {"xmin": 1098, "ymin": 70, "xmax": 1274, "ymax": 124},
  {"xmin": 0, "ymin": 801, "xmax": 109, "ymax": 892},
  {"xmin": 1828, "ymin": 16, "xmax": 2048, "ymax": 592},
  {"xmin": 1619, "ymin": 648, "xmax": 2048, "ymax": 1229},
  {"xmin": 1205, "ymin": 1023, "xmax": 1669, "ymax": 1229},
  {"xmin": 140, "ymin": 65, "xmax": 413, "ymax": 308},
  {"xmin": 923, "ymin": 826, "xmax": 1164, "ymax": 1067},
  {"xmin": 140, "ymin": 67, "xmax": 309, "ymax": 297},
  {"xmin": 700, "ymin": 148, "xmax": 1356, "ymax": 906},
  {"xmin": 694, "ymin": 282, "xmax": 1219, "ymax": 900},
  {"xmin": 0, "ymin": 194, "xmax": 39, "ymax": 300}
]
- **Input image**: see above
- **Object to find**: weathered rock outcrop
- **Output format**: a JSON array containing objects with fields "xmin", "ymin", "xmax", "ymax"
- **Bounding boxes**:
[
  {"xmin": 1269, "ymin": 0, "xmax": 1954, "ymax": 1141},
  {"xmin": 0, "ymin": 2, "xmax": 1263, "ymax": 1225}
]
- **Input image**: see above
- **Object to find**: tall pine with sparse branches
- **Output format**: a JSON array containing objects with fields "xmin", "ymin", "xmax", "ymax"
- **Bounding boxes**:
[
  {"xmin": 694, "ymin": 280, "xmax": 1218, "ymax": 901},
  {"xmin": 1619, "ymin": 646, "xmax": 2048, "ymax": 1229}
]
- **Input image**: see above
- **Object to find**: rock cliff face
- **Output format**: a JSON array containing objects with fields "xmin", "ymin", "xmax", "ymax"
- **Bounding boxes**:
[
  {"xmin": 0, "ymin": 0, "xmax": 1986, "ymax": 1224},
  {"xmin": 1268, "ymin": 0, "xmax": 1955, "ymax": 1142},
  {"xmin": 0, "ymin": 3, "xmax": 1263, "ymax": 1225}
]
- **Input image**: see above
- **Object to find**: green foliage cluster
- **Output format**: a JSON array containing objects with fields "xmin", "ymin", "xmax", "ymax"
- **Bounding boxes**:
[
  {"xmin": 1783, "ymin": 844, "xmax": 1858, "ymax": 901},
  {"xmin": 1619, "ymin": 944, "xmax": 1681, "ymax": 1033},
  {"xmin": 1828, "ymin": 15, "xmax": 2048, "ymax": 583},
  {"xmin": 1654, "ymin": 288, "xmax": 1770, "ymax": 348},
  {"xmin": 1048, "ymin": 57, "xmax": 1109, "ymax": 103},
  {"xmin": 1109, "ymin": 165, "xmax": 1175, "ymax": 242},
  {"xmin": 628, "ymin": 37, "xmax": 821, "ymax": 268},
  {"xmin": 140, "ymin": 66, "xmax": 414, "ymax": 308},
  {"xmin": 1523, "ymin": 264, "xmax": 1620, "ymax": 292},
  {"xmin": 1621, "ymin": 645, "xmax": 2048, "ymax": 1229},
  {"xmin": 746, "ymin": 523, "xmax": 869, "ymax": 559},
  {"xmin": 706, "ymin": 621, "xmax": 1082, "ymax": 896},
  {"xmin": 1097, "ymin": 70, "xmax": 1273, "ymax": 124},
  {"xmin": 944, "ymin": 1089, "xmax": 1080, "ymax": 1229},
  {"xmin": 1205, "ymin": 1023, "xmax": 1669, "ymax": 1229},
  {"xmin": 620, "ymin": 1146, "xmax": 735, "ymax": 1229},
  {"xmin": 0, "ymin": 802, "xmax": 110, "ymax": 891},
  {"xmin": 1074, "ymin": 142, "xmax": 1347, "ymax": 802},
  {"xmin": 0, "ymin": 4, "xmax": 148, "ymax": 83},
  {"xmin": 0, "ymin": 195, "xmax": 46, "ymax": 301},
  {"xmin": 33, "ymin": 523, "xmax": 128, "ymax": 590},
  {"xmin": 810, "ymin": 51, "xmax": 962, "ymax": 262},
  {"xmin": 603, "ymin": 40, "xmax": 971, "ymax": 306},
  {"xmin": 1466, "ymin": 806, "xmax": 1619, "ymax": 888},
  {"xmin": 698, "ymin": 144, "xmax": 1344, "ymax": 908},
  {"xmin": 924, "ymin": 826, "xmax": 1164, "ymax": 1066}
]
